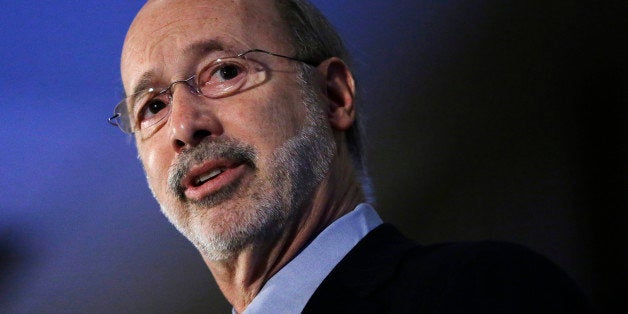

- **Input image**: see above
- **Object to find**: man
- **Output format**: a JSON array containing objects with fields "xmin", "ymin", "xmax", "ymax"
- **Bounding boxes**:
[{"xmin": 109, "ymin": 0, "xmax": 590, "ymax": 312}]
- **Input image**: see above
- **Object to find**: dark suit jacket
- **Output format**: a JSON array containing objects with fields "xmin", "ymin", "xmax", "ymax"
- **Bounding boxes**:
[{"xmin": 303, "ymin": 223, "xmax": 591, "ymax": 313}]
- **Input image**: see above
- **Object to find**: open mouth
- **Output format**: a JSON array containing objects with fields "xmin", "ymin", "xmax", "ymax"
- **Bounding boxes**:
[
  {"xmin": 180, "ymin": 161, "xmax": 249, "ymax": 202},
  {"xmin": 193, "ymin": 167, "xmax": 227, "ymax": 187}
]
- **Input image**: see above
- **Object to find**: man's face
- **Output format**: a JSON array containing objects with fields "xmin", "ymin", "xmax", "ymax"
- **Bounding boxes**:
[{"xmin": 121, "ymin": 0, "xmax": 336, "ymax": 260}]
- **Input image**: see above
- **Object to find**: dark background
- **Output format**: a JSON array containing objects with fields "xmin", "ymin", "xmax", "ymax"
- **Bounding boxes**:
[{"xmin": 1, "ymin": 1, "xmax": 625, "ymax": 313}]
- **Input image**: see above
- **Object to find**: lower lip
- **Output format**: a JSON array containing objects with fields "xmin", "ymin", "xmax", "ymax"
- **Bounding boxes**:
[{"xmin": 184, "ymin": 164, "xmax": 249, "ymax": 201}]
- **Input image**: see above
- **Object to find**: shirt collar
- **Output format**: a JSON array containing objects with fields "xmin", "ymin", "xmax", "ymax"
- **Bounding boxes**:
[{"xmin": 237, "ymin": 203, "xmax": 382, "ymax": 314}]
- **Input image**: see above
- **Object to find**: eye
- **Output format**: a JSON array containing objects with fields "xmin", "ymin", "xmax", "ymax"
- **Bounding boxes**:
[
  {"xmin": 206, "ymin": 61, "xmax": 247, "ymax": 84},
  {"xmin": 198, "ymin": 58, "xmax": 250, "ymax": 97},
  {"xmin": 135, "ymin": 96, "xmax": 170, "ymax": 130},
  {"xmin": 142, "ymin": 98, "xmax": 168, "ymax": 117},
  {"xmin": 215, "ymin": 64, "xmax": 242, "ymax": 81}
]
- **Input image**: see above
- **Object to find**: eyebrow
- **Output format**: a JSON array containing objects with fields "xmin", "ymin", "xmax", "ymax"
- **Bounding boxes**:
[
  {"xmin": 130, "ymin": 71, "xmax": 156, "ymax": 98},
  {"xmin": 129, "ymin": 39, "xmax": 228, "ymax": 98},
  {"xmin": 183, "ymin": 39, "xmax": 225, "ymax": 57}
]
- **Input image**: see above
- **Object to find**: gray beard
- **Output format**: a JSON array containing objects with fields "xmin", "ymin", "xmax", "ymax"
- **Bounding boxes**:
[{"xmin": 156, "ymin": 80, "xmax": 336, "ymax": 261}]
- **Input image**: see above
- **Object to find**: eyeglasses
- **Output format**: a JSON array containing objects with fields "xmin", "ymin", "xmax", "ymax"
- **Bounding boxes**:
[{"xmin": 108, "ymin": 49, "xmax": 317, "ymax": 134}]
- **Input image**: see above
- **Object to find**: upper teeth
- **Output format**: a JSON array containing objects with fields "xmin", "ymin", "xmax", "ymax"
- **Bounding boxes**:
[{"xmin": 196, "ymin": 168, "xmax": 225, "ymax": 185}]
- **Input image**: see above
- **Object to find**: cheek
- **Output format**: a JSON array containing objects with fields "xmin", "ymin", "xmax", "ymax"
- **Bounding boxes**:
[
  {"xmin": 228, "ymin": 88, "xmax": 306, "ymax": 149},
  {"xmin": 138, "ymin": 141, "xmax": 172, "ymax": 197}
]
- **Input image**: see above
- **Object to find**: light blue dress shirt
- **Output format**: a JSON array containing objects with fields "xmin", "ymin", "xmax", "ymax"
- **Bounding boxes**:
[{"xmin": 236, "ymin": 203, "xmax": 383, "ymax": 314}]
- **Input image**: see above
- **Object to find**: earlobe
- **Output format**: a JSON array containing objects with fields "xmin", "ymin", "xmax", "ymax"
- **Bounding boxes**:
[{"xmin": 318, "ymin": 58, "xmax": 356, "ymax": 131}]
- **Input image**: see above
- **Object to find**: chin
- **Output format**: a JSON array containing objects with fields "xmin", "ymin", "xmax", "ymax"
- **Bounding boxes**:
[{"xmin": 160, "ymin": 191, "xmax": 289, "ymax": 261}]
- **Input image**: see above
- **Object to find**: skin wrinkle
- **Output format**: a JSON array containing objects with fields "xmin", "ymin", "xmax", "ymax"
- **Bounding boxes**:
[{"xmin": 130, "ymin": 40, "xmax": 228, "ymax": 98}]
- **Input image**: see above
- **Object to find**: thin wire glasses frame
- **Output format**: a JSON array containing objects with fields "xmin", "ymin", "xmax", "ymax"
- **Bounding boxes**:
[{"xmin": 108, "ymin": 49, "xmax": 318, "ymax": 134}]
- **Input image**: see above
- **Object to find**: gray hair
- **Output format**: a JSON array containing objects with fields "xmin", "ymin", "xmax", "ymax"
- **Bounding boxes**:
[{"xmin": 275, "ymin": 0, "xmax": 373, "ymax": 202}]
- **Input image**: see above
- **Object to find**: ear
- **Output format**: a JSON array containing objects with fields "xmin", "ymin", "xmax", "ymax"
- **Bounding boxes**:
[{"xmin": 317, "ymin": 57, "xmax": 356, "ymax": 131}]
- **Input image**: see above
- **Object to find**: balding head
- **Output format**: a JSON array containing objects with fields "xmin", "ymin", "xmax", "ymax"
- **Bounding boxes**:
[{"xmin": 121, "ymin": 0, "xmax": 295, "ymax": 94}]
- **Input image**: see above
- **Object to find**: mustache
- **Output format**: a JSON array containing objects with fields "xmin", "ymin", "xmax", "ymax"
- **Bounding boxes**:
[{"xmin": 167, "ymin": 137, "xmax": 257, "ymax": 201}]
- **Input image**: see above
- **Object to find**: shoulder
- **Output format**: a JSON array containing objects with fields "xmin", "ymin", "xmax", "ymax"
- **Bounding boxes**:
[
  {"xmin": 306, "ymin": 224, "xmax": 591, "ymax": 313},
  {"xmin": 401, "ymin": 239, "xmax": 569, "ymax": 280},
  {"xmin": 380, "ymin": 229, "xmax": 591, "ymax": 313}
]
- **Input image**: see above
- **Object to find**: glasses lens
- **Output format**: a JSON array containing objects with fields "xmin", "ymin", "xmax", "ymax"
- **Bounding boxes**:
[
  {"xmin": 112, "ymin": 99, "xmax": 133, "ymax": 134},
  {"xmin": 109, "ymin": 52, "xmax": 280, "ymax": 135},
  {"xmin": 197, "ymin": 57, "xmax": 267, "ymax": 98}
]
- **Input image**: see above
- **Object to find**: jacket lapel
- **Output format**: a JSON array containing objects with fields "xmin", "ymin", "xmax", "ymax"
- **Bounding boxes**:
[{"xmin": 303, "ymin": 224, "xmax": 419, "ymax": 312}]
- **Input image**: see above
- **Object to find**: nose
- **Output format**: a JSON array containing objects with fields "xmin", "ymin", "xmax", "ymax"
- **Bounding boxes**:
[{"xmin": 167, "ymin": 84, "xmax": 222, "ymax": 153}]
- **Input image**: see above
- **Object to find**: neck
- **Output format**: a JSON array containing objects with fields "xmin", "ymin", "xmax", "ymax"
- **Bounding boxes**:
[{"xmin": 203, "ymin": 142, "xmax": 365, "ymax": 313}]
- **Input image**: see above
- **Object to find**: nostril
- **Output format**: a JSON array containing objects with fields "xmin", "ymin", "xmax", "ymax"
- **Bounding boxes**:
[
  {"xmin": 193, "ymin": 130, "xmax": 212, "ymax": 142},
  {"xmin": 173, "ymin": 130, "xmax": 211, "ymax": 150},
  {"xmin": 174, "ymin": 139, "xmax": 185, "ymax": 148}
]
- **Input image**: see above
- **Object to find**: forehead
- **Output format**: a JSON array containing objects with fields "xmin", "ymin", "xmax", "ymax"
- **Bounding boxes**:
[{"xmin": 121, "ymin": 0, "xmax": 293, "ymax": 89}]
